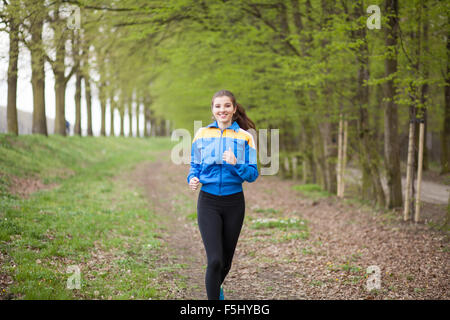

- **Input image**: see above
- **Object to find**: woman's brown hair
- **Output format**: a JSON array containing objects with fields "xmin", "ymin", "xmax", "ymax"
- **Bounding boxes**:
[{"xmin": 211, "ymin": 90, "xmax": 256, "ymax": 131}]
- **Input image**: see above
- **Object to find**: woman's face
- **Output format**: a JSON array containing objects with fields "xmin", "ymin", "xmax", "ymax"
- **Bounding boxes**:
[{"xmin": 212, "ymin": 96, "xmax": 235, "ymax": 126}]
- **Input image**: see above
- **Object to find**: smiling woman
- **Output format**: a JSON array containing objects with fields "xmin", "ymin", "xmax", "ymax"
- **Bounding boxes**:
[{"xmin": 187, "ymin": 89, "xmax": 258, "ymax": 300}]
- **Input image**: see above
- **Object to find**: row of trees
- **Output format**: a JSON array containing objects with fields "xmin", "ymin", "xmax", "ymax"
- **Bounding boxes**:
[
  {"xmin": 1, "ymin": 0, "xmax": 174, "ymax": 137},
  {"xmin": 1, "ymin": 0, "xmax": 449, "ymax": 219},
  {"xmin": 154, "ymin": 0, "xmax": 448, "ymax": 218}
]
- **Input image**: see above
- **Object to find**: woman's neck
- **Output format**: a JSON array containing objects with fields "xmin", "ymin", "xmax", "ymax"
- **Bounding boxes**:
[{"xmin": 217, "ymin": 120, "xmax": 232, "ymax": 131}]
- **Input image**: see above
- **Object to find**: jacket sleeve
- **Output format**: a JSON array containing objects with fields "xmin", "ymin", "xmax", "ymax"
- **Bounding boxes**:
[
  {"xmin": 187, "ymin": 129, "xmax": 203, "ymax": 184},
  {"xmin": 229, "ymin": 133, "xmax": 259, "ymax": 183}
]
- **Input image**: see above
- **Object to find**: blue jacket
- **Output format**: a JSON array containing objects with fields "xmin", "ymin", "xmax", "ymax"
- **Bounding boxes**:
[{"xmin": 187, "ymin": 120, "xmax": 259, "ymax": 196}]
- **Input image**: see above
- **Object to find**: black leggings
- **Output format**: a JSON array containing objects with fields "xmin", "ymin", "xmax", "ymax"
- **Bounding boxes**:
[{"xmin": 197, "ymin": 189, "xmax": 245, "ymax": 300}]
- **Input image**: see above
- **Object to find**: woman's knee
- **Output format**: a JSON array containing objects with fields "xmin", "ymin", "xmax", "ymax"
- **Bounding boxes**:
[{"xmin": 207, "ymin": 257, "xmax": 223, "ymax": 272}]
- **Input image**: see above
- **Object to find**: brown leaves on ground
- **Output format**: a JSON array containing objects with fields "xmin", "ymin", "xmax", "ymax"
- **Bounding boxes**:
[{"xmin": 133, "ymin": 150, "xmax": 449, "ymax": 300}]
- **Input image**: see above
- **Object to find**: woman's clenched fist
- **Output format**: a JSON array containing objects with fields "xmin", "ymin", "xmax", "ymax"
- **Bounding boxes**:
[{"xmin": 189, "ymin": 176, "xmax": 200, "ymax": 191}]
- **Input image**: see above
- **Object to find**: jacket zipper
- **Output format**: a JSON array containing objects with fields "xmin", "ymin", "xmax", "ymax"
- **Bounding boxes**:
[{"xmin": 219, "ymin": 128, "xmax": 224, "ymax": 195}]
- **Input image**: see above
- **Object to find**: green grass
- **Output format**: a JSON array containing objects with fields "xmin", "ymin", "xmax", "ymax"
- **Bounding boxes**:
[
  {"xmin": 248, "ymin": 215, "xmax": 310, "ymax": 243},
  {"xmin": 301, "ymin": 247, "xmax": 314, "ymax": 255},
  {"xmin": 250, "ymin": 217, "xmax": 308, "ymax": 231},
  {"xmin": 309, "ymin": 280, "xmax": 325, "ymax": 287},
  {"xmin": 186, "ymin": 212, "xmax": 197, "ymax": 221},
  {"xmin": 0, "ymin": 133, "xmax": 177, "ymax": 300},
  {"xmin": 270, "ymin": 231, "xmax": 309, "ymax": 242},
  {"xmin": 253, "ymin": 208, "xmax": 281, "ymax": 215},
  {"xmin": 327, "ymin": 262, "xmax": 362, "ymax": 274},
  {"xmin": 291, "ymin": 184, "xmax": 331, "ymax": 200}
]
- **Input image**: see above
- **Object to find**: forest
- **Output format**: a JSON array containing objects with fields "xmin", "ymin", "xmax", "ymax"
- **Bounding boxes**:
[
  {"xmin": 1, "ymin": 0, "xmax": 449, "ymax": 218},
  {"xmin": 0, "ymin": 0, "xmax": 449, "ymax": 302}
]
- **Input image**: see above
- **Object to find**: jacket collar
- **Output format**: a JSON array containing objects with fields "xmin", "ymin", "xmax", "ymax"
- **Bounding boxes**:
[{"xmin": 207, "ymin": 120, "xmax": 240, "ymax": 132}]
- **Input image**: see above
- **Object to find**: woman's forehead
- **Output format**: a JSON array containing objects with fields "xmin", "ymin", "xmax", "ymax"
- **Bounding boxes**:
[{"xmin": 213, "ymin": 96, "xmax": 233, "ymax": 105}]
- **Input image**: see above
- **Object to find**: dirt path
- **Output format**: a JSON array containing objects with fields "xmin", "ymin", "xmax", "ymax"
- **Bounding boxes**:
[
  {"xmin": 129, "ymin": 154, "xmax": 207, "ymax": 299},
  {"xmin": 132, "ymin": 150, "xmax": 449, "ymax": 300}
]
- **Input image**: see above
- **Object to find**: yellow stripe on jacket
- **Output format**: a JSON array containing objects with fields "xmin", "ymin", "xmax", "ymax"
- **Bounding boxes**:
[{"xmin": 193, "ymin": 127, "xmax": 256, "ymax": 150}]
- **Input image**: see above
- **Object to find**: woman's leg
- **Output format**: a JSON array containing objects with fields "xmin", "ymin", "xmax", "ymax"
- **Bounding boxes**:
[
  {"xmin": 220, "ymin": 192, "xmax": 245, "ymax": 285},
  {"xmin": 197, "ymin": 191, "xmax": 224, "ymax": 300}
]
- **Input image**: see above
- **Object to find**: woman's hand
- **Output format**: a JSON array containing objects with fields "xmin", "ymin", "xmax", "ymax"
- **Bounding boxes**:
[
  {"xmin": 223, "ymin": 147, "xmax": 237, "ymax": 165},
  {"xmin": 189, "ymin": 177, "xmax": 200, "ymax": 191}
]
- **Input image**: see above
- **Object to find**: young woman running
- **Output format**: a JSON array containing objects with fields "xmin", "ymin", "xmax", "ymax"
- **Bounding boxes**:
[{"xmin": 187, "ymin": 89, "xmax": 259, "ymax": 300}]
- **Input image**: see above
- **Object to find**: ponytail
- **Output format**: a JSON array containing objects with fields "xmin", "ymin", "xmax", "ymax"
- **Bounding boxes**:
[
  {"xmin": 233, "ymin": 103, "xmax": 256, "ymax": 131},
  {"xmin": 211, "ymin": 90, "xmax": 256, "ymax": 131}
]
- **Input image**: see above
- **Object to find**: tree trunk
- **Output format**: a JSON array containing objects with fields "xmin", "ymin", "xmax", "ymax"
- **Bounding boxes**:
[
  {"xmin": 30, "ymin": 13, "xmax": 47, "ymax": 136},
  {"xmin": 301, "ymin": 131, "xmax": 315, "ymax": 183},
  {"xmin": 136, "ymin": 95, "xmax": 140, "ymax": 138},
  {"xmin": 110, "ymin": 99, "xmax": 115, "ymax": 137},
  {"xmin": 302, "ymin": 118, "xmax": 317, "ymax": 184},
  {"xmin": 128, "ymin": 100, "xmax": 133, "ymax": 137},
  {"xmin": 54, "ymin": 72, "xmax": 67, "ymax": 135},
  {"xmin": 143, "ymin": 107, "xmax": 150, "ymax": 137},
  {"xmin": 99, "ymin": 82, "xmax": 106, "ymax": 136},
  {"xmin": 357, "ymin": 84, "xmax": 374, "ymax": 203},
  {"xmin": 7, "ymin": 15, "xmax": 19, "ymax": 135},
  {"xmin": 150, "ymin": 119, "xmax": 155, "ymax": 137},
  {"xmin": 421, "ymin": 2, "xmax": 429, "ymax": 169},
  {"xmin": 320, "ymin": 0, "xmax": 337, "ymax": 194},
  {"xmin": 166, "ymin": 119, "xmax": 171, "ymax": 136},
  {"xmin": 292, "ymin": 155, "xmax": 298, "ymax": 180},
  {"xmin": 342, "ymin": 119, "xmax": 348, "ymax": 197},
  {"xmin": 315, "ymin": 124, "xmax": 327, "ymax": 190},
  {"xmin": 354, "ymin": 1, "xmax": 385, "ymax": 207},
  {"xmin": 143, "ymin": 94, "xmax": 152, "ymax": 138},
  {"xmin": 74, "ymin": 71, "xmax": 82, "ymax": 136},
  {"xmin": 85, "ymin": 75, "xmax": 93, "ymax": 136},
  {"xmin": 150, "ymin": 111, "xmax": 156, "ymax": 137},
  {"xmin": 73, "ymin": 29, "xmax": 81, "ymax": 136},
  {"xmin": 160, "ymin": 117, "xmax": 166, "ymax": 137},
  {"xmin": 338, "ymin": 117, "xmax": 349, "ymax": 198},
  {"xmin": 421, "ymin": 3, "xmax": 429, "ymax": 172},
  {"xmin": 283, "ymin": 156, "xmax": 290, "ymax": 179},
  {"xmin": 52, "ymin": 16, "xmax": 70, "ymax": 136},
  {"xmin": 319, "ymin": 121, "xmax": 337, "ymax": 194},
  {"xmin": 119, "ymin": 108, "xmax": 125, "ymax": 137},
  {"xmin": 411, "ymin": 1, "xmax": 426, "ymax": 174},
  {"xmin": 440, "ymin": 16, "xmax": 450, "ymax": 174},
  {"xmin": 337, "ymin": 114, "xmax": 344, "ymax": 197},
  {"xmin": 404, "ymin": 120, "xmax": 415, "ymax": 221},
  {"xmin": 328, "ymin": 122, "xmax": 337, "ymax": 194},
  {"xmin": 383, "ymin": 0, "xmax": 403, "ymax": 208},
  {"xmin": 415, "ymin": 121, "xmax": 425, "ymax": 222},
  {"xmin": 50, "ymin": 7, "xmax": 78, "ymax": 136},
  {"xmin": 73, "ymin": 71, "xmax": 82, "ymax": 136}
]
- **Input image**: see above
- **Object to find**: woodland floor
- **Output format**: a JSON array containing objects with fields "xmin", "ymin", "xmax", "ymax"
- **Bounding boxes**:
[{"xmin": 131, "ymin": 150, "xmax": 449, "ymax": 300}]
